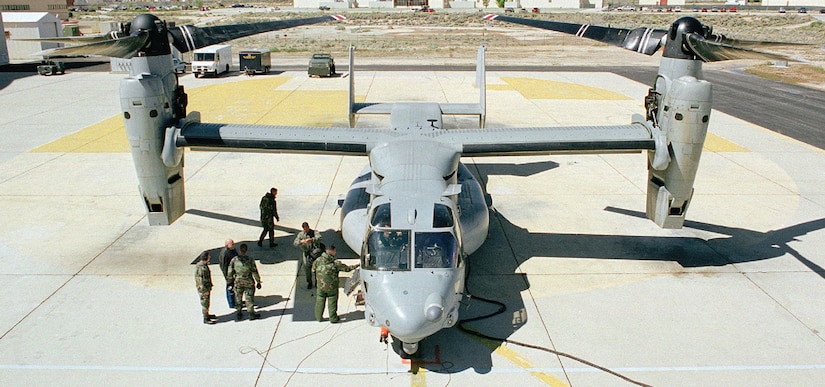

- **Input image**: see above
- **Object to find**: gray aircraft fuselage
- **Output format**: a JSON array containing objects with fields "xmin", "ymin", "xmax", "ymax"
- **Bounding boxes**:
[{"xmin": 337, "ymin": 104, "xmax": 490, "ymax": 351}]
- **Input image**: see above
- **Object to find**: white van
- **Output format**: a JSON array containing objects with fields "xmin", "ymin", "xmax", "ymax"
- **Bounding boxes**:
[{"xmin": 192, "ymin": 44, "xmax": 231, "ymax": 78}]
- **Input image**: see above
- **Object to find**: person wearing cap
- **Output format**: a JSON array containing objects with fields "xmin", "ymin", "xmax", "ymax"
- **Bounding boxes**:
[
  {"xmin": 195, "ymin": 251, "xmax": 217, "ymax": 325},
  {"xmin": 311, "ymin": 245, "xmax": 358, "ymax": 323}
]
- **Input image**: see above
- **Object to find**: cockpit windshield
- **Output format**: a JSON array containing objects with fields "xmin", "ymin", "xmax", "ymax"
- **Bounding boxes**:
[
  {"xmin": 414, "ymin": 232, "xmax": 457, "ymax": 269},
  {"xmin": 365, "ymin": 229, "xmax": 410, "ymax": 271}
]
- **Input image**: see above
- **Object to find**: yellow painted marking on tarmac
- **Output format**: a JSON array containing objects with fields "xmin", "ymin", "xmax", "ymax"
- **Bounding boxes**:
[
  {"xmin": 486, "ymin": 83, "xmax": 515, "ymax": 91},
  {"xmin": 502, "ymin": 77, "xmax": 631, "ymax": 100},
  {"xmin": 31, "ymin": 76, "xmax": 358, "ymax": 153},
  {"xmin": 32, "ymin": 115, "xmax": 128, "ymax": 153},
  {"xmin": 464, "ymin": 331, "xmax": 569, "ymax": 386},
  {"xmin": 704, "ymin": 132, "xmax": 749, "ymax": 152},
  {"xmin": 410, "ymin": 367, "xmax": 426, "ymax": 387}
]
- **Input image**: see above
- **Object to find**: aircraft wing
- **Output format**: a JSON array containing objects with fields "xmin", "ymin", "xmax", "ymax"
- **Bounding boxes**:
[
  {"xmin": 175, "ymin": 122, "xmax": 400, "ymax": 155},
  {"xmin": 436, "ymin": 121, "xmax": 656, "ymax": 156},
  {"xmin": 176, "ymin": 120, "xmax": 656, "ymax": 157}
]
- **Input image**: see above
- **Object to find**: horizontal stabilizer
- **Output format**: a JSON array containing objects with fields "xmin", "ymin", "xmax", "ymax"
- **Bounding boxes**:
[
  {"xmin": 352, "ymin": 102, "xmax": 394, "ymax": 115},
  {"xmin": 440, "ymin": 103, "xmax": 485, "ymax": 116}
]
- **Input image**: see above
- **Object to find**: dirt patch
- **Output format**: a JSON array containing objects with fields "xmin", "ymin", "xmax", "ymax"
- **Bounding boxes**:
[{"xmin": 744, "ymin": 62, "xmax": 825, "ymax": 90}]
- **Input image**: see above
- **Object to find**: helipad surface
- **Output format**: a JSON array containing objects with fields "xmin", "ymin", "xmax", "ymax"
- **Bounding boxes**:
[{"xmin": 0, "ymin": 64, "xmax": 823, "ymax": 386}]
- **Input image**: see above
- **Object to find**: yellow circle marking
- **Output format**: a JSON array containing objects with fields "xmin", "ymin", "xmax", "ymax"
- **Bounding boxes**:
[{"xmin": 32, "ymin": 76, "xmax": 353, "ymax": 153}]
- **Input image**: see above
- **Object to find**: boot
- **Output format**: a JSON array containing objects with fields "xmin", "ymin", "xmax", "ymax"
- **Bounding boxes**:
[
  {"xmin": 249, "ymin": 313, "xmax": 261, "ymax": 321},
  {"xmin": 235, "ymin": 311, "xmax": 243, "ymax": 322},
  {"xmin": 257, "ymin": 239, "xmax": 263, "ymax": 247},
  {"xmin": 207, "ymin": 314, "xmax": 216, "ymax": 319},
  {"xmin": 269, "ymin": 242, "xmax": 277, "ymax": 248},
  {"xmin": 203, "ymin": 316, "xmax": 216, "ymax": 325}
]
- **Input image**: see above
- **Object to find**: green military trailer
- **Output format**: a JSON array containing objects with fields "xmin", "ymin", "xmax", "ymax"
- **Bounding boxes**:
[
  {"xmin": 37, "ymin": 60, "xmax": 65, "ymax": 76},
  {"xmin": 307, "ymin": 53, "xmax": 336, "ymax": 77},
  {"xmin": 239, "ymin": 49, "xmax": 271, "ymax": 76}
]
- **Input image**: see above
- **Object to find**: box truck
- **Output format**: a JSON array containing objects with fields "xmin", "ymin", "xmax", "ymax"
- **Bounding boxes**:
[{"xmin": 192, "ymin": 44, "xmax": 231, "ymax": 78}]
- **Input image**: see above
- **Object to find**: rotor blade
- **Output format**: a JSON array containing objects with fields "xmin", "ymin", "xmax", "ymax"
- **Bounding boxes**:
[
  {"xmin": 483, "ymin": 14, "xmax": 667, "ymax": 55},
  {"xmin": 14, "ymin": 31, "xmax": 126, "ymax": 44},
  {"xmin": 708, "ymin": 34, "xmax": 813, "ymax": 50},
  {"xmin": 35, "ymin": 33, "xmax": 148, "ymax": 58},
  {"xmin": 169, "ymin": 15, "xmax": 345, "ymax": 53},
  {"xmin": 686, "ymin": 33, "xmax": 798, "ymax": 62}
]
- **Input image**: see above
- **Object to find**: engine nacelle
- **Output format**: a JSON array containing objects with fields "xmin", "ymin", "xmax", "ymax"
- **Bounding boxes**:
[
  {"xmin": 646, "ymin": 66, "xmax": 711, "ymax": 229},
  {"xmin": 121, "ymin": 55, "xmax": 185, "ymax": 225}
]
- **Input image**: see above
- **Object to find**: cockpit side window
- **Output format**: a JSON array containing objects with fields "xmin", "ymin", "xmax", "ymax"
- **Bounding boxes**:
[
  {"xmin": 365, "ymin": 229, "xmax": 410, "ymax": 271},
  {"xmin": 370, "ymin": 204, "xmax": 391, "ymax": 227},
  {"xmin": 414, "ymin": 232, "xmax": 457, "ymax": 269},
  {"xmin": 433, "ymin": 204, "xmax": 454, "ymax": 228}
]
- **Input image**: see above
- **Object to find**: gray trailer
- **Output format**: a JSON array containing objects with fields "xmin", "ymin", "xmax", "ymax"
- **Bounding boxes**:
[{"xmin": 239, "ymin": 49, "xmax": 271, "ymax": 75}]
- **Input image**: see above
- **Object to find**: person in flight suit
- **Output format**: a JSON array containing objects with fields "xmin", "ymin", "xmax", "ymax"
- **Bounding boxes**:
[
  {"xmin": 293, "ymin": 221, "xmax": 323, "ymax": 289},
  {"xmin": 228, "ymin": 243, "xmax": 262, "ymax": 321},
  {"xmin": 312, "ymin": 245, "xmax": 358, "ymax": 323}
]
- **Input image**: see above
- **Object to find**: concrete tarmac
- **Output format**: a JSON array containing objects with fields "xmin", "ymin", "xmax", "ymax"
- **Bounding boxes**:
[{"xmin": 0, "ymin": 62, "xmax": 824, "ymax": 386}]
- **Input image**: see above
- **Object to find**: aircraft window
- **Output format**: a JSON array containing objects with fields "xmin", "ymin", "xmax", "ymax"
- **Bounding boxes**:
[
  {"xmin": 432, "ymin": 204, "xmax": 454, "ymax": 228},
  {"xmin": 365, "ymin": 230, "xmax": 410, "ymax": 271},
  {"xmin": 370, "ymin": 203, "xmax": 391, "ymax": 227},
  {"xmin": 414, "ymin": 232, "xmax": 457, "ymax": 269}
]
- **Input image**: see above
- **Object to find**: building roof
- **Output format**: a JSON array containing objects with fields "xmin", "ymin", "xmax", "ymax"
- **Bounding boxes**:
[{"xmin": 0, "ymin": 12, "xmax": 58, "ymax": 24}]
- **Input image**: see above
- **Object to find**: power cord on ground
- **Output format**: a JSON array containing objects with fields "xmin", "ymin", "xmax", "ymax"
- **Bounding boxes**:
[{"xmin": 459, "ymin": 259, "xmax": 653, "ymax": 387}]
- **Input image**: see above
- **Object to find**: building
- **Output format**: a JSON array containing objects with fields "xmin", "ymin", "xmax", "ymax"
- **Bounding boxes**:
[
  {"xmin": 0, "ymin": 0, "xmax": 69, "ymax": 20},
  {"xmin": 0, "ymin": 13, "xmax": 9, "ymax": 65},
  {"xmin": 2, "ymin": 11, "xmax": 62, "ymax": 60}
]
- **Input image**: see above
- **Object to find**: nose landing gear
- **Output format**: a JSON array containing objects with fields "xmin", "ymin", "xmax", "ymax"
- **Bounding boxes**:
[{"xmin": 402, "ymin": 341, "xmax": 419, "ymax": 356}]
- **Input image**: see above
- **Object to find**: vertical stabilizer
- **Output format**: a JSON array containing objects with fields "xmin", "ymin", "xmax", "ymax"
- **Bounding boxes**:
[
  {"xmin": 477, "ymin": 44, "xmax": 487, "ymax": 128},
  {"xmin": 348, "ymin": 45, "xmax": 356, "ymax": 128}
]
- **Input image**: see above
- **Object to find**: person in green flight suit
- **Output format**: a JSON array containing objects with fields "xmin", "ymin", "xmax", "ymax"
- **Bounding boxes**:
[{"xmin": 293, "ymin": 221, "xmax": 322, "ymax": 289}]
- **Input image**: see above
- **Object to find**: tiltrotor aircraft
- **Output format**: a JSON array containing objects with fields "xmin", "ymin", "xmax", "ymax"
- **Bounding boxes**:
[{"xmin": 31, "ymin": 12, "xmax": 799, "ymax": 356}]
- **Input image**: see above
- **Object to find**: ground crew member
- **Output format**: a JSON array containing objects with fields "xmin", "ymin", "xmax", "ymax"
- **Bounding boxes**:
[
  {"xmin": 195, "ymin": 251, "xmax": 216, "ymax": 325},
  {"xmin": 258, "ymin": 187, "xmax": 280, "ymax": 248},
  {"xmin": 312, "ymin": 245, "xmax": 358, "ymax": 323},
  {"xmin": 228, "ymin": 243, "xmax": 262, "ymax": 321},
  {"xmin": 217, "ymin": 238, "xmax": 238, "ymax": 308},
  {"xmin": 217, "ymin": 239, "xmax": 237, "ymax": 280},
  {"xmin": 293, "ymin": 221, "xmax": 322, "ymax": 289}
]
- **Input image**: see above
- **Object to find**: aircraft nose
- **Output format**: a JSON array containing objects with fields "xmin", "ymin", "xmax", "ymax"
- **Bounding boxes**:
[{"xmin": 425, "ymin": 293, "xmax": 443, "ymax": 322}]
